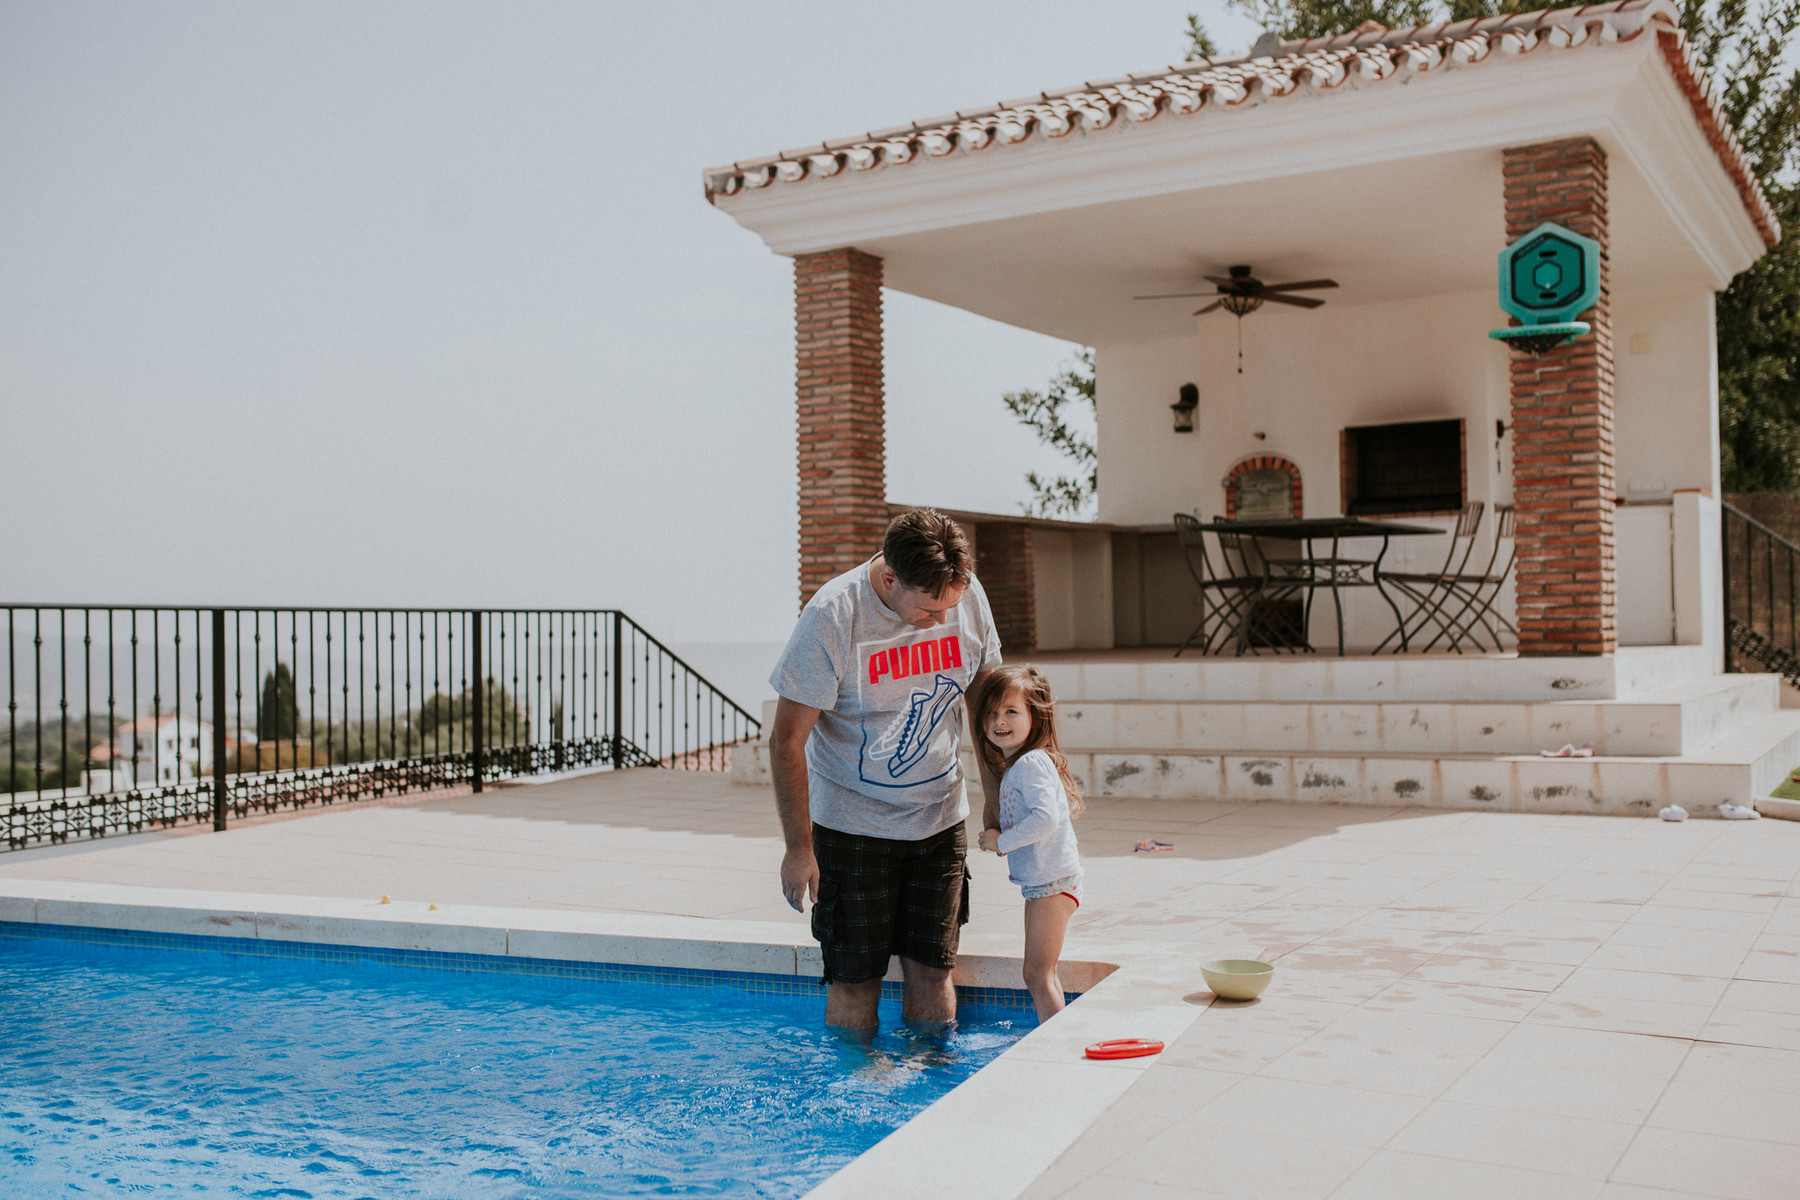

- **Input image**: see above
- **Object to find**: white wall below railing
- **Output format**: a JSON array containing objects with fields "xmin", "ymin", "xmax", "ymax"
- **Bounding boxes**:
[
  {"xmin": 1618, "ymin": 491, "xmax": 1723, "ymax": 652},
  {"xmin": 1030, "ymin": 528, "xmax": 1114, "ymax": 651},
  {"xmin": 1619, "ymin": 504, "xmax": 1675, "ymax": 646}
]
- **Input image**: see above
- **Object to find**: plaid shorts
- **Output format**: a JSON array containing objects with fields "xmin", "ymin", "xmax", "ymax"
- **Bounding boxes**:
[{"xmin": 810, "ymin": 821, "xmax": 970, "ymax": 986}]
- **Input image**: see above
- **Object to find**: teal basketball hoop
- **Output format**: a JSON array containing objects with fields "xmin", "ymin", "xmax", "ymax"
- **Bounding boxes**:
[{"xmin": 1488, "ymin": 222, "xmax": 1600, "ymax": 353}]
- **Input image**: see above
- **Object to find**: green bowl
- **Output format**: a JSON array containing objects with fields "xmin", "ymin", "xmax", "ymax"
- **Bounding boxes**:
[{"xmin": 1200, "ymin": 959, "xmax": 1275, "ymax": 1001}]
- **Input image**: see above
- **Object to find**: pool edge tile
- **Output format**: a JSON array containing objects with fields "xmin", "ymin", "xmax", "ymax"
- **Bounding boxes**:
[
  {"xmin": 0, "ymin": 920, "xmax": 1053, "ymax": 1012},
  {"xmin": 506, "ymin": 927, "xmax": 797, "ymax": 976}
]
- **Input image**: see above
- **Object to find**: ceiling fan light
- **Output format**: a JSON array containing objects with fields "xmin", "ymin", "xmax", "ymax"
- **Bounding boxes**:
[{"xmin": 1219, "ymin": 294, "xmax": 1263, "ymax": 317}]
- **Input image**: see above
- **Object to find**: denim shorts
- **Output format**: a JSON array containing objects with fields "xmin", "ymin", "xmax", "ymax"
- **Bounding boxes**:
[
  {"xmin": 810, "ymin": 822, "xmax": 970, "ymax": 986},
  {"xmin": 1022, "ymin": 872, "xmax": 1083, "ymax": 905}
]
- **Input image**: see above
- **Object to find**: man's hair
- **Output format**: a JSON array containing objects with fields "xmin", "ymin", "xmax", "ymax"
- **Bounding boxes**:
[{"xmin": 882, "ymin": 508, "xmax": 973, "ymax": 596}]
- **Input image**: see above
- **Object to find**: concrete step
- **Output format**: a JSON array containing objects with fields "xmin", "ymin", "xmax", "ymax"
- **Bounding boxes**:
[
  {"xmin": 1761, "ymin": 797, "xmax": 1800, "ymax": 821},
  {"xmin": 732, "ymin": 708, "xmax": 1800, "ymax": 818},
  {"xmin": 1042, "ymin": 707, "xmax": 1800, "ymax": 817},
  {"xmin": 1032, "ymin": 645, "xmax": 1722, "ymax": 704},
  {"xmin": 1054, "ymin": 673, "xmax": 1779, "ymax": 758}
]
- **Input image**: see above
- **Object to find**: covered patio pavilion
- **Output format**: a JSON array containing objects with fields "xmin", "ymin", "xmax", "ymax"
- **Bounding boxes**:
[
  {"xmin": 710, "ymin": 1, "xmax": 1800, "ymax": 820},
  {"xmin": 707, "ymin": 0, "xmax": 1774, "ymax": 662}
]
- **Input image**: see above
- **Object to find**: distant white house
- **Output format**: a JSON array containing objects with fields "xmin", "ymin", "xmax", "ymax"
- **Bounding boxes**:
[{"xmin": 87, "ymin": 715, "xmax": 220, "ymax": 791}]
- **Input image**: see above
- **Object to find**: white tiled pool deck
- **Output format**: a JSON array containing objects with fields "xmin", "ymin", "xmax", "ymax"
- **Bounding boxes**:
[{"xmin": 3, "ymin": 769, "xmax": 1799, "ymax": 1199}]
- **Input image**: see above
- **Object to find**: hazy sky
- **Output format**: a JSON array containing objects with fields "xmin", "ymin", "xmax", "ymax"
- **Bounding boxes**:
[{"xmin": 2, "ymin": 1, "xmax": 1262, "ymax": 643}]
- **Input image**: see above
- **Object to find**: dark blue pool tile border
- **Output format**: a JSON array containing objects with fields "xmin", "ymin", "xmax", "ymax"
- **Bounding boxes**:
[{"xmin": 0, "ymin": 920, "xmax": 1043, "ymax": 1011}]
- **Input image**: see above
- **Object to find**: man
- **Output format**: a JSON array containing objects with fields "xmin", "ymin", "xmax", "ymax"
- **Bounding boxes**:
[{"xmin": 769, "ymin": 508, "xmax": 1002, "ymax": 1030}]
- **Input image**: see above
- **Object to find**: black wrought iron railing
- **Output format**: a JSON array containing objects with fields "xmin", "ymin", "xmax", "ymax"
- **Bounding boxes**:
[
  {"xmin": 2, "ymin": 607, "xmax": 759, "ymax": 850},
  {"xmin": 1722, "ymin": 503, "xmax": 1800, "ymax": 687}
]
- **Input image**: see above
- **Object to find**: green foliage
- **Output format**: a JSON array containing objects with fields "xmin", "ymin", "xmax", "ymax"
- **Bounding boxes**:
[
  {"xmin": 1185, "ymin": 12, "xmax": 1221, "ymax": 59},
  {"xmin": 1721, "ymin": 206, "xmax": 1800, "ymax": 491},
  {"xmin": 1193, "ymin": 0, "xmax": 1800, "ymax": 492},
  {"xmin": 0, "ymin": 715, "xmax": 112, "ymax": 793},
  {"xmin": 1690, "ymin": 0, "xmax": 1800, "ymax": 491},
  {"xmin": 412, "ymin": 677, "xmax": 530, "ymax": 749},
  {"xmin": 257, "ymin": 663, "xmax": 299, "ymax": 742},
  {"xmin": 1003, "ymin": 350, "xmax": 1098, "ymax": 519},
  {"xmin": 1438, "ymin": 0, "xmax": 1544, "ymax": 21},
  {"xmin": 1, "ymin": 750, "xmax": 87, "ymax": 794},
  {"xmin": 1225, "ymin": 0, "xmax": 1435, "ymax": 40}
]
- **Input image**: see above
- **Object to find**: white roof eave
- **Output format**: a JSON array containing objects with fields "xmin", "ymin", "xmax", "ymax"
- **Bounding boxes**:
[{"xmin": 714, "ymin": 31, "xmax": 1764, "ymax": 293}]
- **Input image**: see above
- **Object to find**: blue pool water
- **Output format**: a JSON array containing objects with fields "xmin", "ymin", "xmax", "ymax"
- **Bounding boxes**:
[{"xmin": 0, "ymin": 931, "xmax": 1026, "ymax": 1198}]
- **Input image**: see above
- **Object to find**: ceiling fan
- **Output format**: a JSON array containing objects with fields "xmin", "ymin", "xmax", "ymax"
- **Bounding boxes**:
[
  {"xmin": 1135, "ymin": 265, "xmax": 1339, "ymax": 314},
  {"xmin": 1135, "ymin": 265, "xmax": 1339, "ymax": 371}
]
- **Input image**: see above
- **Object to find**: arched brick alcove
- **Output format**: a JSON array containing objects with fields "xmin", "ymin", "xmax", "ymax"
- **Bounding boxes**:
[{"xmin": 1223, "ymin": 456, "xmax": 1303, "ymax": 520}]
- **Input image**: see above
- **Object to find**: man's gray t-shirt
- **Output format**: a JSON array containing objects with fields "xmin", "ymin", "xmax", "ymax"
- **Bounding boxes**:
[{"xmin": 770, "ymin": 561, "xmax": 1003, "ymax": 841}]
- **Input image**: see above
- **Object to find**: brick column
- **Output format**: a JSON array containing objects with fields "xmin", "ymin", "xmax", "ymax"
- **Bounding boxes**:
[
  {"xmin": 795, "ymin": 248, "xmax": 887, "ymax": 609},
  {"xmin": 1503, "ymin": 139, "xmax": 1615, "ymax": 656},
  {"xmin": 975, "ymin": 522, "xmax": 1036, "ymax": 654}
]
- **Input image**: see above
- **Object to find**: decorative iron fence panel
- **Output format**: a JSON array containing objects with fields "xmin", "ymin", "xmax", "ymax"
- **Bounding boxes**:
[
  {"xmin": 3, "ymin": 607, "xmax": 758, "ymax": 850},
  {"xmin": 1722, "ymin": 503, "xmax": 1800, "ymax": 688}
]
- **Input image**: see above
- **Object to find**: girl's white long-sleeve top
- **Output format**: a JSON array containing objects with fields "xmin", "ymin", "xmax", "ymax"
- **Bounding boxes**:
[{"xmin": 995, "ymin": 749, "xmax": 1081, "ymax": 887}]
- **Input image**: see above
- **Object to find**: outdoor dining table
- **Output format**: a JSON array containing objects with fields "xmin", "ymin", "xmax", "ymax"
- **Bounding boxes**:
[{"xmin": 1191, "ymin": 516, "xmax": 1444, "ymax": 656}]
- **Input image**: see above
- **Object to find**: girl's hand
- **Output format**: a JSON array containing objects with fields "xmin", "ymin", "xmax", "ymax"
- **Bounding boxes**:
[{"xmin": 979, "ymin": 827, "xmax": 1002, "ymax": 854}]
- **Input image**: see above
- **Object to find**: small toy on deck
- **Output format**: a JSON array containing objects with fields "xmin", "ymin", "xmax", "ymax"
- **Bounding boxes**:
[
  {"xmin": 1718, "ymin": 802, "xmax": 1762, "ymax": 820},
  {"xmin": 1539, "ymin": 743, "xmax": 1595, "ymax": 758},
  {"xmin": 1084, "ymin": 1038, "xmax": 1164, "ymax": 1060},
  {"xmin": 1200, "ymin": 959, "xmax": 1276, "ymax": 1001},
  {"xmin": 1134, "ymin": 839, "xmax": 1176, "ymax": 853},
  {"xmin": 1659, "ymin": 804, "xmax": 1688, "ymax": 822}
]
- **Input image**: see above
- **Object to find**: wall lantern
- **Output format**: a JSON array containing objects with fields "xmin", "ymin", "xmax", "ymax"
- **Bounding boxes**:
[{"xmin": 1171, "ymin": 383, "xmax": 1199, "ymax": 433}]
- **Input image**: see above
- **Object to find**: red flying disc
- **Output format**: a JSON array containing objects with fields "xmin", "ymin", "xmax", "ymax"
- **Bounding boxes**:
[{"xmin": 1084, "ymin": 1038, "xmax": 1164, "ymax": 1060}]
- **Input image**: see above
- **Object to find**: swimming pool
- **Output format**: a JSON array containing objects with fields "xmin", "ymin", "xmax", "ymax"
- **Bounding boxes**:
[{"xmin": 0, "ymin": 925, "xmax": 1028, "ymax": 1198}]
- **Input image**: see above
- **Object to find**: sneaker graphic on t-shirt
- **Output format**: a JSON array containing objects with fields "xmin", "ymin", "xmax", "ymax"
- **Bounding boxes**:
[
  {"xmin": 892, "ymin": 674, "xmax": 961, "ymax": 777},
  {"xmin": 863, "ymin": 673, "xmax": 963, "ymax": 781}
]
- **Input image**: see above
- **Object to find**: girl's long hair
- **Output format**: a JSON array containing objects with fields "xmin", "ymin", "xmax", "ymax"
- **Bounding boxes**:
[{"xmin": 974, "ymin": 665, "xmax": 1084, "ymax": 818}]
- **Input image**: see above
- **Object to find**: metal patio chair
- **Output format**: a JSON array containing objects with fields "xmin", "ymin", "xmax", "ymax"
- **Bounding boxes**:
[
  {"xmin": 1373, "ymin": 501, "xmax": 1484, "ymax": 654},
  {"xmin": 1174, "ymin": 515, "xmax": 1309, "ymax": 656},
  {"xmin": 1421, "ymin": 503, "xmax": 1518, "ymax": 653},
  {"xmin": 1173, "ymin": 514, "xmax": 1260, "ymax": 656}
]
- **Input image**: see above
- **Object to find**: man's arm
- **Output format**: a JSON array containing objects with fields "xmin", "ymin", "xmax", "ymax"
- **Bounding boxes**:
[
  {"xmin": 967, "ymin": 669, "xmax": 1001, "ymax": 833},
  {"xmin": 771, "ymin": 696, "xmax": 823, "ymax": 913}
]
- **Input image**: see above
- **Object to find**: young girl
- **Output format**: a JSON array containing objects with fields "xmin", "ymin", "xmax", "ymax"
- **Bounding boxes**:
[{"xmin": 975, "ymin": 665, "xmax": 1084, "ymax": 1022}]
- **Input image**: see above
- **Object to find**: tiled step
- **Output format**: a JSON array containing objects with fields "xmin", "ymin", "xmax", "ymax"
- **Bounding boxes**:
[
  {"xmin": 1042, "ymin": 707, "xmax": 1800, "ymax": 817},
  {"xmin": 731, "ymin": 666, "xmax": 1799, "ymax": 818},
  {"xmin": 1054, "ymin": 673, "xmax": 1778, "ymax": 758},
  {"xmin": 1032, "ymin": 645, "xmax": 1721, "ymax": 704},
  {"xmin": 734, "ymin": 711, "xmax": 1800, "ymax": 817}
]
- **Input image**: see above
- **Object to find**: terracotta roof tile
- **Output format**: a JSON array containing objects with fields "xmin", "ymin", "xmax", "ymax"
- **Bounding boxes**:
[{"xmin": 705, "ymin": 0, "xmax": 1776, "ymax": 246}]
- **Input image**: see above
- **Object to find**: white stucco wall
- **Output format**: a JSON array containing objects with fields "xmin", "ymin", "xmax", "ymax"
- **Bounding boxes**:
[
  {"xmin": 1673, "ymin": 490, "xmax": 1723, "ymax": 656},
  {"xmin": 1032, "ymin": 528, "xmax": 1114, "ymax": 651},
  {"xmin": 1095, "ymin": 290, "xmax": 1510, "ymax": 529},
  {"xmin": 1618, "ymin": 505, "xmax": 1675, "ymax": 646},
  {"xmin": 1613, "ymin": 291, "xmax": 1720, "ymax": 500}
]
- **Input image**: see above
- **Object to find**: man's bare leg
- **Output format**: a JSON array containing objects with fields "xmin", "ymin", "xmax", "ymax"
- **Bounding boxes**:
[
  {"xmin": 825, "ymin": 978, "xmax": 882, "ymax": 1033},
  {"xmin": 899, "ymin": 956, "xmax": 956, "ymax": 1029}
]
